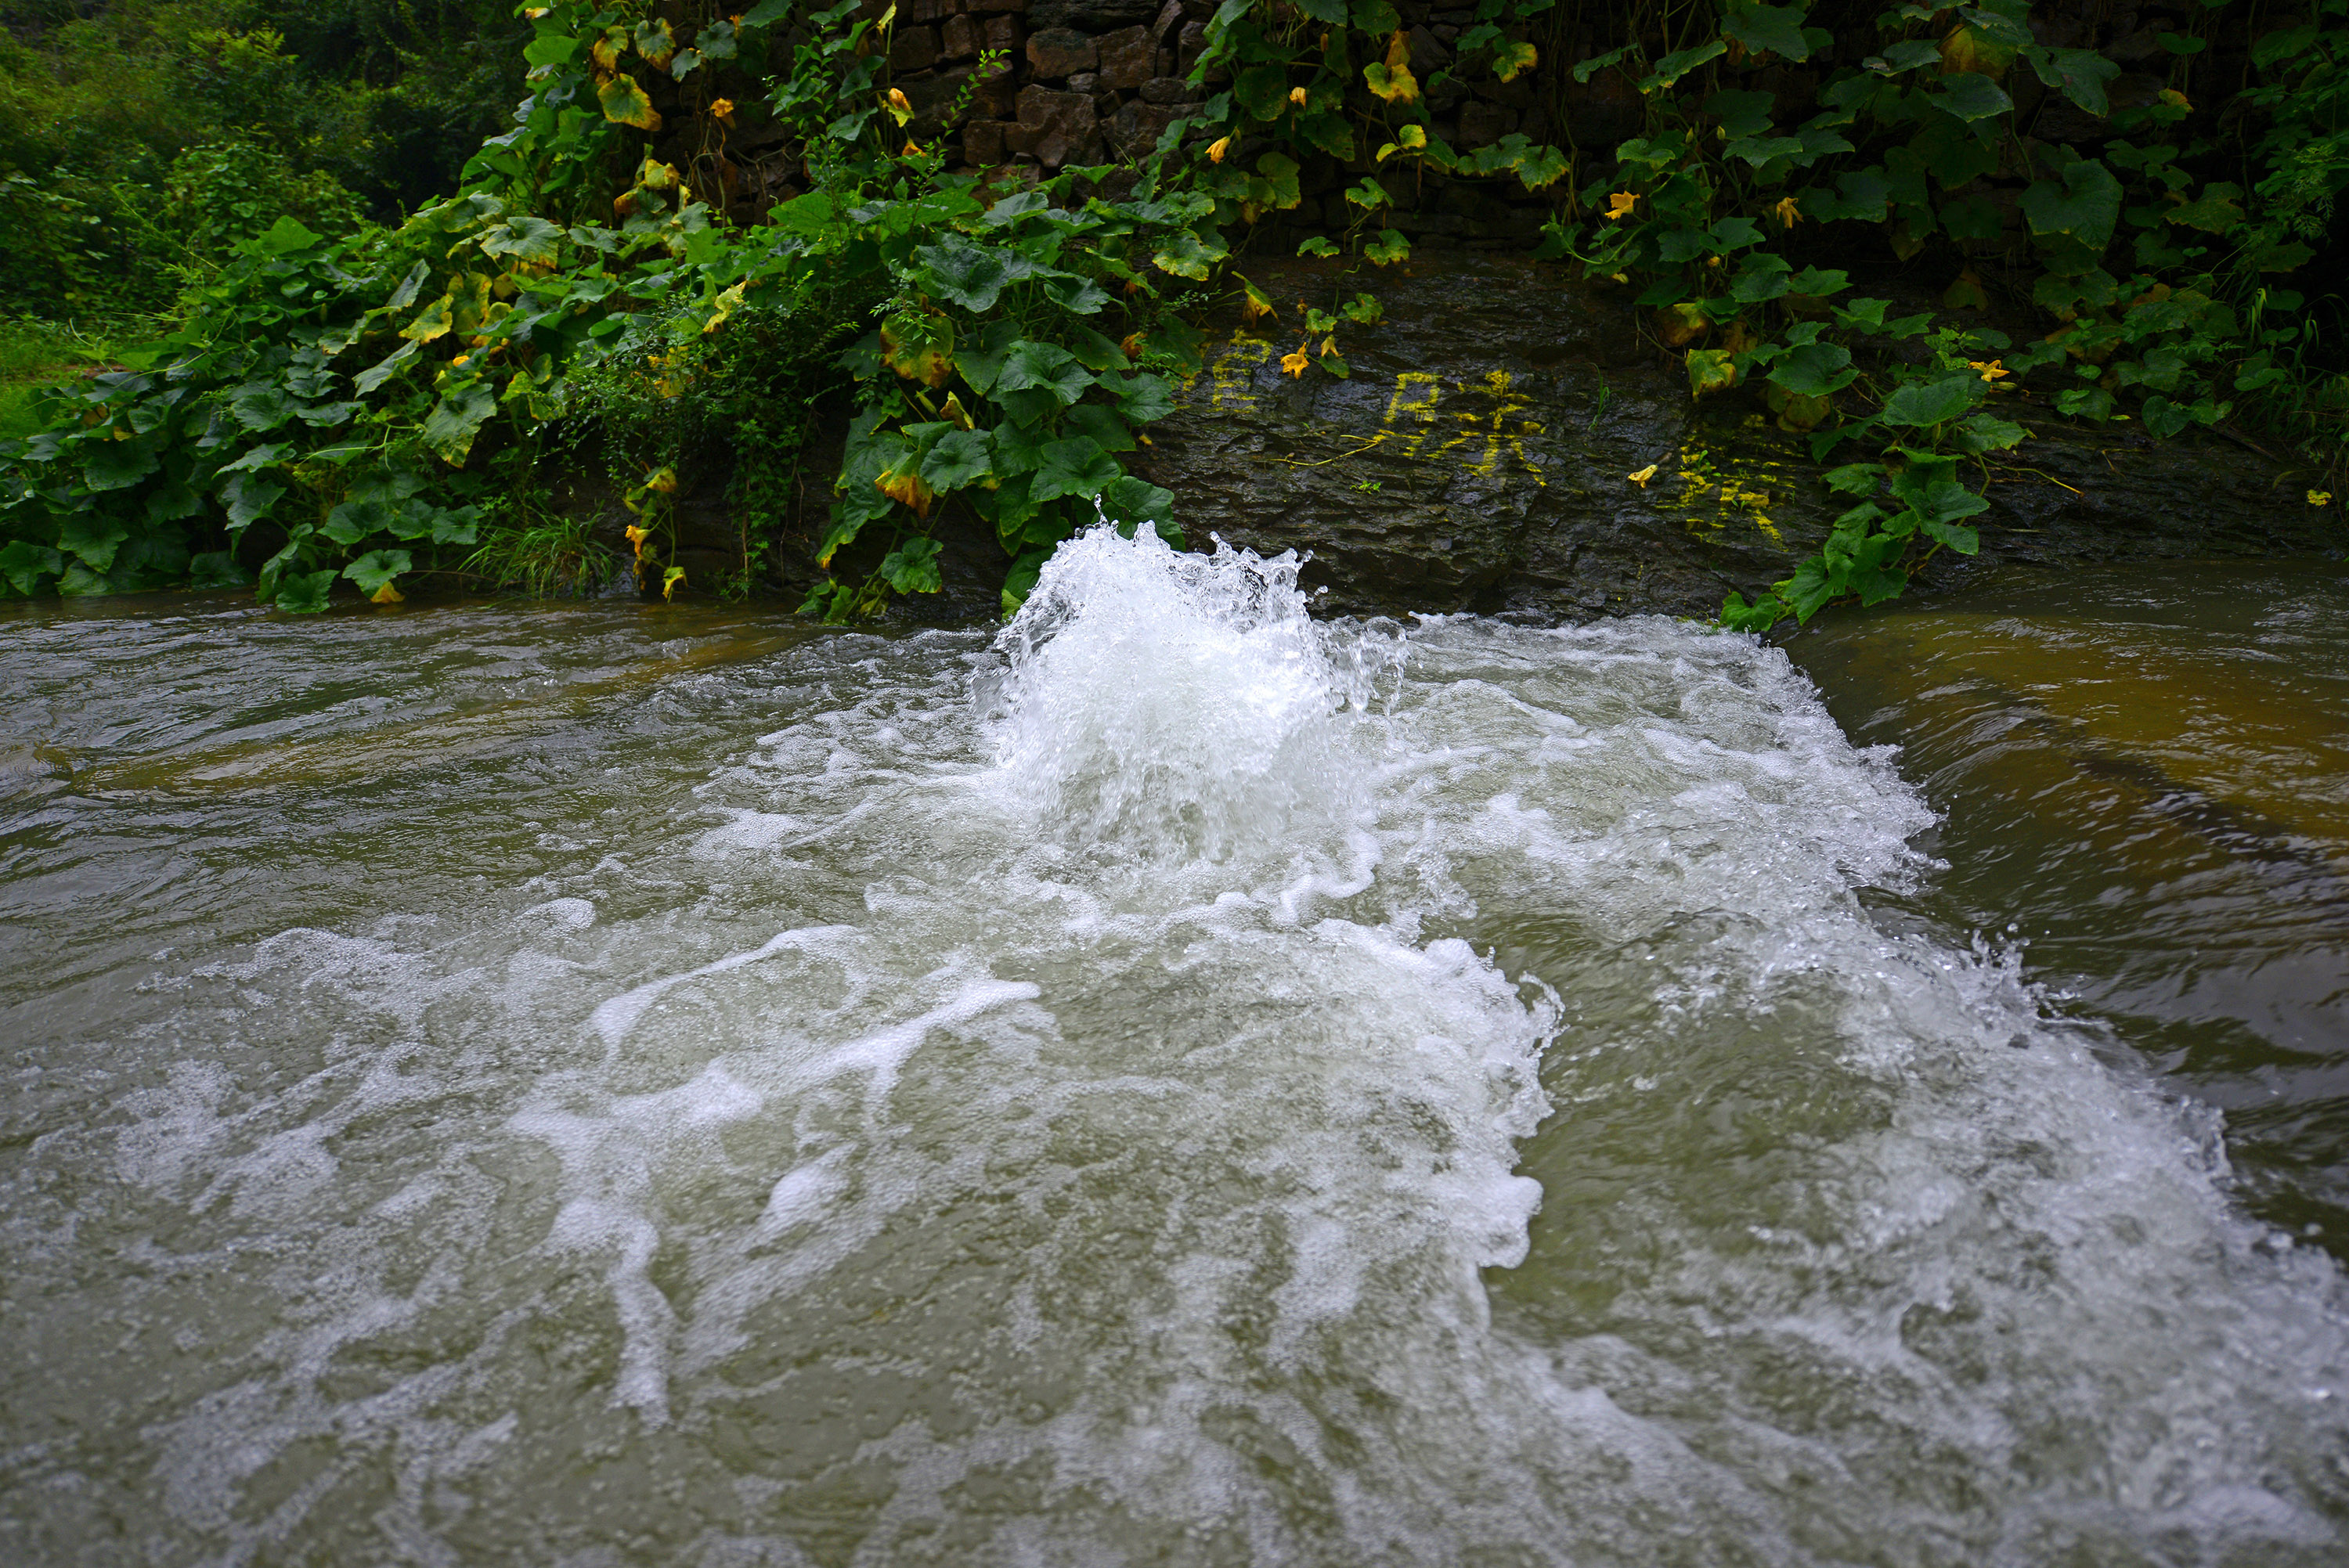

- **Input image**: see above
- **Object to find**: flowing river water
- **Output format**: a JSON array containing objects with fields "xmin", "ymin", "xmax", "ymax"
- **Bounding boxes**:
[{"xmin": 3, "ymin": 529, "xmax": 2347, "ymax": 1566}]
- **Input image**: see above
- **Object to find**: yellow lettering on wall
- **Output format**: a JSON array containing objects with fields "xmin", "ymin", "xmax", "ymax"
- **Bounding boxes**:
[
  {"xmin": 1382, "ymin": 371, "xmax": 1442, "ymax": 456},
  {"xmin": 1206, "ymin": 335, "xmax": 1274, "ymax": 411},
  {"xmin": 1438, "ymin": 370, "xmax": 1545, "ymax": 484}
]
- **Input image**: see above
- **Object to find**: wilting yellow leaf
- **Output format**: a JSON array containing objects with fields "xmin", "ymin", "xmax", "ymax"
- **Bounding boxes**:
[
  {"xmin": 645, "ymin": 467, "xmax": 678, "ymax": 493},
  {"xmin": 1207, "ymin": 136, "xmax": 1232, "ymax": 164},
  {"xmin": 2309, "ymin": 490, "xmax": 2333, "ymax": 506},
  {"xmin": 1626, "ymin": 463, "xmax": 1658, "ymax": 488},
  {"xmin": 1773, "ymin": 196, "xmax": 1801, "ymax": 228},
  {"xmin": 1385, "ymin": 30, "xmax": 1411, "ymax": 70},
  {"xmin": 591, "ymin": 29, "xmax": 627, "ymax": 72},
  {"xmin": 1969, "ymin": 359, "xmax": 2009, "ymax": 381},
  {"xmin": 710, "ymin": 98, "xmax": 735, "ymax": 124},
  {"xmin": 662, "ymin": 566, "xmax": 686, "ymax": 600},
  {"xmin": 1604, "ymin": 190, "xmax": 1638, "ymax": 222},
  {"xmin": 598, "ymin": 74, "xmax": 661, "ymax": 132},
  {"xmin": 1686, "ymin": 348, "xmax": 1738, "ymax": 397},
  {"xmin": 634, "ymin": 20, "xmax": 675, "ymax": 70},
  {"xmin": 1654, "ymin": 302, "xmax": 1709, "ymax": 347},
  {"xmin": 1320, "ymin": 334, "xmax": 1338, "ymax": 357},
  {"xmin": 2160, "ymin": 88, "xmax": 2190, "ymax": 110},
  {"xmin": 1280, "ymin": 348, "xmax": 1311, "ymax": 378},
  {"xmin": 1940, "ymin": 24, "xmax": 2016, "ymax": 77},
  {"xmin": 1364, "ymin": 61, "xmax": 1417, "ymax": 103},
  {"xmin": 370, "ymin": 581, "xmax": 404, "ymax": 604},
  {"xmin": 702, "ymin": 280, "xmax": 746, "ymax": 334},
  {"xmin": 639, "ymin": 158, "xmax": 680, "ymax": 189},
  {"xmin": 1239, "ymin": 276, "xmax": 1276, "ymax": 322},
  {"xmin": 877, "ymin": 465, "xmax": 937, "ymax": 517},
  {"xmin": 625, "ymin": 523, "xmax": 651, "ymax": 559},
  {"xmin": 1494, "ymin": 41, "xmax": 1536, "ymax": 83},
  {"xmin": 1120, "ymin": 333, "xmax": 1144, "ymax": 360}
]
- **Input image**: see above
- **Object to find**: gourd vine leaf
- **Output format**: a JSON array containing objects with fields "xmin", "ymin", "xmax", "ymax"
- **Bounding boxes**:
[
  {"xmin": 919, "ymin": 427, "xmax": 994, "ymax": 489},
  {"xmin": 995, "ymin": 341, "xmax": 1093, "ymax": 405},
  {"xmin": 423, "ymin": 380, "xmax": 500, "ymax": 465},
  {"xmin": 1878, "ymin": 373, "xmax": 1980, "ymax": 427},
  {"xmin": 1030, "ymin": 436, "xmax": 1120, "ymax": 502},
  {"xmin": 1723, "ymin": 5, "xmax": 1810, "ymax": 62},
  {"xmin": 879, "ymin": 536, "xmax": 944, "ymax": 594},
  {"xmin": 342, "ymin": 550, "xmax": 412, "ymax": 597},
  {"xmin": 1493, "ymin": 41, "xmax": 1537, "ymax": 82},
  {"xmin": 598, "ymin": 74, "xmax": 661, "ymax": 132}
]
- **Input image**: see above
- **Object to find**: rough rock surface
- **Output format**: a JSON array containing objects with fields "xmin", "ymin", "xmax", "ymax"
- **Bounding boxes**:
[
  {"xmin": 632, "ymin": 258, "xmax": 2342, "ymax": 624},
  {"xmin": 1125, "ymin": 257, "xmax": 2347, "ymax": 621}
]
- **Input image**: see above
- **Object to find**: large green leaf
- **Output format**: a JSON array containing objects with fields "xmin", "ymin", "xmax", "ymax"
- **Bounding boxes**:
[
  {"xmin": 272, "ymin": 569, "xmax": 338, "ymax": 614},
  {"xmin": 481, "ymin": 214, "xmax": 565, "ymax": 265},
  {"xmin": 879, "ymin": 536, "xmax": 944, "ymax": 595},
  {"xmin": 996, "ymin": 341, "xmax": 1092, "ymax": 406},
  {"xmin": 1234, "ymin": 64, "xmax": 1290, "ymax": 122},
  {"xmin": 1879, "ymin": 373, "xmax": 1980, "ymax": 427},
  {"xmin": 2026, "ymin": 45, "xmax": 2120, "ymax": 116},
  {"xmin": 1030, "ymin": 437, "xmax": 1120, "ymax": 503},
  {"xmin": 251, "ymin": 217, "xmax": 323, "ymax": 257},
  {"xmin": 1153, "ymin": 229, "xmax": 1229, "ymax": 281},
  {"xmin": 1102, "ymin": 475, "xmax": 1178, "ymax": 540},
  {"xmin": 1767, "ymin": 343, "xmax": 1856, "ymax": 397},
  {"xmin": 2020, "ymin": 158, "xmax": 2121, "ymax": 256},
  {"xmin": 342, "ymin": 549, "xmax": 413, "ymax": 595},
  {"xmin": 82, "ymin": 437, "xmax": 160, "ymax": 492},
  {"xmin": 916, "ymin": 240, "xmax": 1012, "ymax": 313},
  {"xmin": 1110, "ymin": 373, "xmax": 1176, "ymax": 423},
  {"xmin": 919, "ymin": 427, "xmax": 994, "ymax": 490},
  {"xmin": 1723, "ymin": 4, "xmax": 1811, "ymax": 62},
  {"xmin": 423, "ymin": 380, "xmax": 500, "ymax": 465},
  {"xmin": 1930, "ymin": 70, "xmax": 2012, "ymax": 122},
  {"xmin": 0, "ymin": 541, "xmax": 63, "ymax": 596},
  {"xmin": 1065, "ymin": 404, "xmax": 1134, "ymax": 452}
]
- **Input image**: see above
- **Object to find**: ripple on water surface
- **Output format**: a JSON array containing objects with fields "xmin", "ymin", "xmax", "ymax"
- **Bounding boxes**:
[{"xmin": 2, "ymin": 532, "xmax": 2346, "ymax": 1566}]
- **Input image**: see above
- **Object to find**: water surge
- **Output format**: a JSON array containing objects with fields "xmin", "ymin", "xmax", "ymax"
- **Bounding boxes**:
[{"xmin": 2, "ymin": 529, "xmax": 2345, "ymax": 1565}]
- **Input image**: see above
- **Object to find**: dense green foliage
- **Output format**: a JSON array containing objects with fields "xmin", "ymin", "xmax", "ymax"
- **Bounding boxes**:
[
  {"xmin": 0, "ymin": 0, "xmax": 2342, "ymax": 622},
  {"xmin": 0, "ymin": 0, "xmax": 528, "ymax": 315}
]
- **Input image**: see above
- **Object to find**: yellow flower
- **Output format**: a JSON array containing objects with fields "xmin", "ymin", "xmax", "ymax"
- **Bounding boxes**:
[
  {"xmin": 1207, "ymin": 136, "xmax": 1232, "ymax": 164},
  {"xmin": 2311, "ymin": 489, "xmax": 2335, "ymax": 507},
  {"xmin": 1321, "ymin": 334, "xmax": 1338, "ymax": 357},
  {"xmin": 710, "ymin": 98, "xmax": 735, "ymax": 125},
  {"xmin": 1604, "ymin": 190, "xmax": 1638, "ymax": 222},
  {"xmin": 1289, "ymin": 86, "xmax": 1308, "ymax": 107},
  {"xmin": 1280, "ymin": 348, "xmax": 1311, "ymax": 377},
  {"xmin": 887, "ymin": 88, "xmax": 911, "ymax": 113},
  {"xmin": 624, "ymin": 524, "xmax": 651, "ymax": 559},
  {"xmin": 904, "ymin": 140, "xmax": 922, "ymax": 156},
  {"xmin": 1626, "ymin": 463, "xmax": 1658, "ymax": 488},
  {"xmin": 1970, "ymin": 359, "xmax": 2009, "ymax": 381},
  {"xmin": 1774, "ymin": 196, "xmax": 1801, "ymax": 227}
]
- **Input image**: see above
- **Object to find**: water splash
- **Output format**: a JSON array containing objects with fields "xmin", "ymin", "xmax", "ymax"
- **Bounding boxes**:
[
  {"xmin": 983, "ymin": 525, "xmax": 1366, "ymax": 863},
  {"xmin": 5, "ymin": 546, "xmax": 2349, "ymax": 1565}
]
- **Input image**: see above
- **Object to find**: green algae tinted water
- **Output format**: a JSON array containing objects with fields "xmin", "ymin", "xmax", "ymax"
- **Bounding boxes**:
[{"xmin": 2, "ymin": 533, "xmax": 2346, "ymax": 1566}]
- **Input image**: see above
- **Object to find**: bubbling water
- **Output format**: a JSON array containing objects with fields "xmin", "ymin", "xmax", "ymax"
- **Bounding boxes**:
[
  {"xmin": 4, "ymin": 528, "xmax": 2348, "ymax": 1566},
  {"xmin": 983, "ymin": 525, "xmax": 1375, "ymax": 866}
]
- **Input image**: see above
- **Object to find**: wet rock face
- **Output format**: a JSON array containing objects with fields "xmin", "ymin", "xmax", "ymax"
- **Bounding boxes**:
[
  {"xmin": 657, "ymin": 258, "xmax": 2339, "ymax": 625},
  {"xmin": 1127, "ymin": 257, "xmax": 2347, "ymax": 622}
]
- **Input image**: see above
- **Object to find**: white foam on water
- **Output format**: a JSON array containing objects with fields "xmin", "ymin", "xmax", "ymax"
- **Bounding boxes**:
[{"xmin": 13, "ymin": 525, "xmax": 2349, "ymax": 1566}]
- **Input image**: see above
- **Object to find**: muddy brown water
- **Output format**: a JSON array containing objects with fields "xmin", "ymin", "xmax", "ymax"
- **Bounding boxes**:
[{"xmin": 3, "ymin": 539, "xmax": 2347, "ymax": 1566}]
